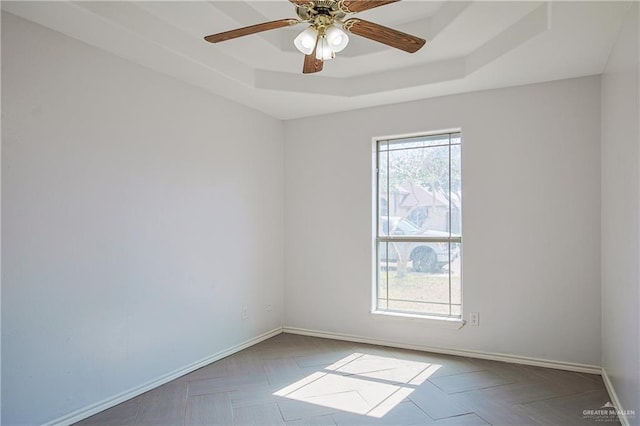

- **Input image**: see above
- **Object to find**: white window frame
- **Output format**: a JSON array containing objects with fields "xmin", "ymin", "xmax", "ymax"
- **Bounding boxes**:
[{"xmin": 371, "ymin": 130, "xmax": 463, "ymax": 325}]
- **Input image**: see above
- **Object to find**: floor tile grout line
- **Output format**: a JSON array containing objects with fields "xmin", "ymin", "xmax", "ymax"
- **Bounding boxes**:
[
  {"xmin": 431, "ymin": 380, "xmax": 519, "ymax": 395},
  {"xmin": 515, "ymin": 388, "xmax": 614, "ymax": 408},
  {"xmin": 131, "ymin": 396, "xmax": 143, "ymax": 426},
  {"xmin": 405, "ymin": 364, "xmax": 436, "ymax": 386},
  {"xmin": 427, "ymin": 377, "xmax": 448, "ymax": 394},
  {"xmin": 276, "ymin": 371, "xmax": 331, "ymax": 399},
  {"xmin": 275, "ymin": 399, "xmax": 287, "ymax": 424},
  {"xmin": 329, "ymin": 352, "xmax": 367, "ymax": 372},
  {"xmin": 404, "ymin": 396, "xmax": 437, "ymax": 422},
  {"xmin": 472, "ymin": 410, "xmax": 493, "ymax": 426},
  {"xmin": 180, "ymin": 384, "xmax": 188, "ymax": 426},
  {"xmin": 429, "ymin": 367, "xmax": 495, "ymax": 380},
  {"xmin": 453, "ymin": 381, "xmax": 521, "ymax": 397}
]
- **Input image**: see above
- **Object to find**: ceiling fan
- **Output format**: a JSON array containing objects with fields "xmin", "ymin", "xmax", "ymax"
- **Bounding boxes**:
[{"xmin": 204, "ymin": 0, "xmax": 426, "ymax": 74}]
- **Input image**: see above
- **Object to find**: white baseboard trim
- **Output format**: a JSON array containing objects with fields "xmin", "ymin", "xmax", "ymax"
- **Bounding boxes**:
[
  {"xmin": 283, "ymin": 326, "xmax": 602, "ymax": 375},
  {"xmin": 601, "ymin": 367, "xmax": 632, "ymax": 426},
  {"xmin": 45, "ymin": 327, "xmax": 284, "ymax": 426}
]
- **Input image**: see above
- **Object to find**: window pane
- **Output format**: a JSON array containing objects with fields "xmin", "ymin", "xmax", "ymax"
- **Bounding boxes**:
[
  {"xmin": 378, "ymin": 243, "xmax": 461, "ymax": 316},
  {"xmin": 377, "ymin": 242, "xmax": 389, "ymax": 310},
  {"xmin": 381, "ymin": 133, "xmax": 454, "ymax": 151},
  {"xmin": 447, "ymin": 242, "xmax": 462, "ymax": 317},
  {"xmin": 378, "ymin": 241, "xmax": 460, "ymax": 279},
  {"xmin": 450, "ymin": 144, "xmax": 462, "ymax": 236},
  {"xmin": 378, "ymin": 149, "xmax": 390, "ymax": 235},
  {"xmin": 375, "ymin": 132, "xmax": 462, "ymax": 319},
  {"xmin": 382, "ymin": 144, "xmax": 451, "ymax": 235},
  {"xmin": 450, "ymin": 133, "xmax": 461, "ymax": 145},
  {"xmin": 413, "ymin": 145, "xmax": 450, "ymax": 234}
]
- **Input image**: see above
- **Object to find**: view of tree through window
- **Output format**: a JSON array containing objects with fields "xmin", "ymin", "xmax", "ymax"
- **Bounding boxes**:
[{"xmin": 375, "ymin": 132, "xmax": 462, "ymax": 318}]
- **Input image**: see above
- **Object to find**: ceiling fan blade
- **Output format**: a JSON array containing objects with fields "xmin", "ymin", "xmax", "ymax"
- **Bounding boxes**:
[
  {"xmin": 204, "ymin": 19, "xmax": 299, "ymax": 43},
  {"xmin": 303, "ymin": 36, "xmax": 324, "ymax": 74},
  {"xmin": 289, "ymin": 0, "xmax": 313, "ymax": 6},
  {"xmin": 339, "ymin": 0, "xmax": 400, "ymax": 13},
  {"xmin": 303, "ymin": 54, "xmax": 324, "ymax": 74},
  {"xmin": 343, "ymin": 18, "xmax": 425, "ymax": 53}
]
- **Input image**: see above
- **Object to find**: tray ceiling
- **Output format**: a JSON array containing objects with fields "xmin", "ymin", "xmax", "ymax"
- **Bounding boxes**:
[{"xmin": 1, "ymin": 1, "xmax": 630, "ymax": 119}]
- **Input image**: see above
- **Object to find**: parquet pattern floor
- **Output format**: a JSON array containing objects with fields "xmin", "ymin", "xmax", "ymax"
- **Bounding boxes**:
[{"xmin": 75, "ymin": 333, "xmax": 616, "ymax": 426}]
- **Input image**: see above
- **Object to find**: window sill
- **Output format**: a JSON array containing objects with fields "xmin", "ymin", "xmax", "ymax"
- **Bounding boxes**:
[{"xmin": 370, "ymin": 310, "xmax": 466, "ymax": 329}]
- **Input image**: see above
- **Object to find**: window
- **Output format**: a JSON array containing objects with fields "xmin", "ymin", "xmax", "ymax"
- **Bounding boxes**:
[{"xmin": 374, "ymin": 131, "xmax": 462, "ymax": 319}]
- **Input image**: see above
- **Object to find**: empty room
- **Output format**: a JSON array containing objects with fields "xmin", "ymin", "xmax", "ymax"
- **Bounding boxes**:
[{"xmin": 1, "ymin": 1, "xmax": 639, "ymax": 425}]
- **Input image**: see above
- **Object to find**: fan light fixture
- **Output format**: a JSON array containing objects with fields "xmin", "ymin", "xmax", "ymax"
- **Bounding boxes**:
[
  {"xmin": 293, "ymin": 27, "xmax": 317, "ymax": 55},
  {"xmin": 315, "ymin": 36, "xmax": 334, "ymax": 60},
  {"xmin": 203, "ymin": 0, "xmax": 427, "ymax": 75},
  {"xmin": 294, "ymin": 25, "xmax": 349, "ymax": 60},
  {"xmin": 326, "ymin": 26, "xmax": 349, "ymax": 52}
]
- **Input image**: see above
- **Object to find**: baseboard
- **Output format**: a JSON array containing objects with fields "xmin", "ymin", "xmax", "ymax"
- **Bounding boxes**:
[
  {"xmin": 45, "ymin": 325, "xmax": 605, "ymax": 426},
  {"xmin": 602, "ymin": 367, "xmax": 632, "ymax": 426},
  {"xmin": 283, "ymin": 326, "xmax": 602, "ymax": 375},
  {"xmin": 45, "ymin": 327, "xmax": 284, "ymax": 426}
]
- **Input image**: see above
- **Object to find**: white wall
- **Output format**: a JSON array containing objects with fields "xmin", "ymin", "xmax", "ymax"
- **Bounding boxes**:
[
  {"xmin": 284, "ymin": 76, "xmax": 602, "ymax": 367},
  {"xmin": 1, "ymin": 12, "xmax": 284, "ymax": 425},
  {"xmin": 601, "ymin": 2, "xmax": 640, "ymax": 417}
]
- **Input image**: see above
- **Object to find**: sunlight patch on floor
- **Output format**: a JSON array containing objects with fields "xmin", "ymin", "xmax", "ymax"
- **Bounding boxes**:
[{"xmin": 273, "ymin": 353, "xmax": 441, "ymax": 418}]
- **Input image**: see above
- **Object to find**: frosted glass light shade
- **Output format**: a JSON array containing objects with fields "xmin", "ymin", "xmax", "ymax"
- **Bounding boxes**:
[
  {"xmin": 294, "ymin": 27, "xmax": 317, "ymax": 55},
  {"xmin": 326, "ymin": 26, "xmax": 349, "ymax": 53},
  {"xmin": 315, "ymin": 37, "xmax": 335, "ymax": 60}
]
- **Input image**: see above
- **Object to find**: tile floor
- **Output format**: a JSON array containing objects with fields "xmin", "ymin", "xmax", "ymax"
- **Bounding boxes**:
[{"xmin": 75, "ymin": 333, "xmax": 617, "ymax": 425}]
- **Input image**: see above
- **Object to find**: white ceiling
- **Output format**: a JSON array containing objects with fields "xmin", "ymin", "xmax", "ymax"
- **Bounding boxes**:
[{"xmin": 2, "ymin": 1, "xmax": 630, "ymax": 119}]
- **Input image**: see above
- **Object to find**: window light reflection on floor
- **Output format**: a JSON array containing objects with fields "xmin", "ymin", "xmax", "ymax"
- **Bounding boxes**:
[{"xmin": 273, "ymin": 353, "xmax": 441, "ymax": 418}]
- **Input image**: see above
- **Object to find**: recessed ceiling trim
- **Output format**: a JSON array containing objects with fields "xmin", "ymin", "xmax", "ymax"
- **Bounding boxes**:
[
  {"xmin": 1, "ymin": 1, "xmax": 628, "ymax": 120},
  {"xmin": 466, "ymin": 2, "xmax": 549, "ymax": 74},
  {"xmin": 211, "ymin": 1, "xmax": 285, "ymax": 51},
  {"xmin": 72, "ymin": 1, "xmax": 256, "ymax": 86},
  {"xmin": 429, "ymin": 1, "xmax": 473, "ymax": 39},
  {"xmin": 255, "ymin": 57, "xmax": 467, "ymax": 96},
  {"xmin": 1, "ymin": 1, "xmax": 258, "ymax": 97},
  {"xmin": 254, "ymin": 4, "xmax": 549, "ymax": 97}
]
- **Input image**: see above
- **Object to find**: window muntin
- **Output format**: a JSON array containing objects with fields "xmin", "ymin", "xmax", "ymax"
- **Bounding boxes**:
[{"xmin": 375, "ymin": 132, "xmax": 462, "ymax": 319}]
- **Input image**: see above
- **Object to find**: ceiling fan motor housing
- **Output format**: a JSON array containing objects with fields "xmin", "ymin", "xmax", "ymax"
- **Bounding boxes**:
[{"xmin": 296, "ymin": 0, "xmax": 345, "ymax": 22}]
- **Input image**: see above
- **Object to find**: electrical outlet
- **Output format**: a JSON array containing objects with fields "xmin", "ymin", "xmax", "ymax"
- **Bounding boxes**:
[
  {"xmin": 242, "ymin": 306, "xmax": 248, "ymax": 320},
  {"xmin": 266, "ymin": 304, "xmax": 272, "ymax": 312},
  {"xmin": 470, "ymin": 312, "xmax": 480, "ymax": 326}
]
